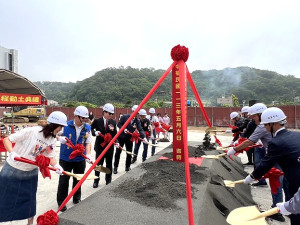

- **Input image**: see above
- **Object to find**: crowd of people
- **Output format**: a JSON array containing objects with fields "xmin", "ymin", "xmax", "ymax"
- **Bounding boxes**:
[
  {"xmin": 0, "ymin": 104, "xmax": 170, "ymax": 224},
  {"xmin": 2, "ymin": 102, "xmax": 300, "ymax": 225},
  {"xmin": 226, "ymin": 103, "xmax": 300, "ymax": 225}
]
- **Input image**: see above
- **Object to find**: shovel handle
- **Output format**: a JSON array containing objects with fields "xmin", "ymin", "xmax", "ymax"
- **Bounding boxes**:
[
  {"xmin": 233, "ymin": 179, "xmax": 245, "ymax": 184},
  {"xmin": 251, "ymin": 207, "xmax": 280, "ymax": 220},
  {"xmin": 218, "ymin": 153, "xmax": 227, "ymax": 157},
  {"xmin": 259, "ymin": 207, "xmax": 280, "ymax": 218}
]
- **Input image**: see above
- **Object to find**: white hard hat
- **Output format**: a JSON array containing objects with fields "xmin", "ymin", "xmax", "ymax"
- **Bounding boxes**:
[
  {"xmin": 132, "ymin": 105, "xmax": 138, "ymax": 112},
  {"xmin": 103, "ymin": 103, "xmax": 114, "ymax": 114},
  {"xmin": 248, "ymin": 103, "xmax": 267, "ymax": 115},
  {"xmin": 241, "ymin": 106, "xmax": 250, "ymax": 114},
  {"xmin": 139, "ymin": 109, "xmax": 147, "ymax": 116},
  {"xmin": 260, "ymin": 107, "xmax": 287, "ymax": 124},
  {"xmin": 47, "ymin": 111, "xmax": 68, "ymax": 126},
  {"xmin": 230, "ymin": 112, "xmax": 239, "ymax": 120},
  {"xmin": 149, "ymin": 108, "xmax": 155, "ymax": 114},
  {"xmin": 74, "ymin": 106, "xmax": 89, "ymax": 118}
]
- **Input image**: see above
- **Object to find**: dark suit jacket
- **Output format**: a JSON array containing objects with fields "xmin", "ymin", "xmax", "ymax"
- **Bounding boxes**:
[
  {"xmin": 117, "ymin": 114, "xmax": 145, "ymax": 140},
  {"xmin": 91, "ymin": 117, "xmax": 117, "ymax": 151},
  {"xmin": 252, "ymin": 129, "xmax": 300, "ymax": 196}
]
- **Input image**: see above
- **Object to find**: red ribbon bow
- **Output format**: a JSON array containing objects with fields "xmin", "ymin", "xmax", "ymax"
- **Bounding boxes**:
[
  {"xmin": 101, "ymin": 133, "xmax": 113, "ymax": 147},
  {"xmin": 65, "ymin": 138, "xmax": 87, "ymax": 160},
  {"xmin": 36, "ymin": 155, "xmax": 51, "ymax": 179},
  {"xmin": 126, "ymin": 130, "xmax": 140, "ymax": 143},
  {"xmin": 263, "ymin": 167, "xmax": 284, "ymax": 194},
  {"xmin": 145, "ymin": 131, "xmax": 150, "ymax": 139}
]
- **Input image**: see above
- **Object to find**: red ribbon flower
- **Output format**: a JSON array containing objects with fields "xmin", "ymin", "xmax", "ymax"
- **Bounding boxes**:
[
  {"xmin": 130, "ymin": 131, "xmax": 140, "ymax": 143},
  {"xmin": 65, "ymin": 138, "xmax": 86, "ymax": 160},
  {"xmin": 171, "ymin": 45, "xmax": 189, "ymax": 62},
  {"xmin": 36, "ymin": 155, "xmax": 51, "ymax": 179},
  {"xmin": 101, "ymin": 133, "xmax": 113, "ymax": 147},
  {"xmin": 37, "ymin": 209, "xmax": 59, "ymax": 225},
  {"xmin": 263, "ymin": 167, "xmax": 284, "ymax": 194}
]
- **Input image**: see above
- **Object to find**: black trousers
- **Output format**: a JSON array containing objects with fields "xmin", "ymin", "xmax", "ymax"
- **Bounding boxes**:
[
  {"xmin": 94, "ymin": 145, "xmax": 114, "ymax": 183},
  {"xmin": 114, "ymin": 138, "xmax": 133, "ymax": 169},
  {"xmin": 57, "ymin": 159, "xmax": 86, "ymax": 206}
]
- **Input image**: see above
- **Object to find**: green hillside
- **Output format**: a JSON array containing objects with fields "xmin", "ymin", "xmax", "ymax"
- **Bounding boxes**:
[{"xmin": 35, "ymin": 66, "xmax": 300, "ymax": 106}]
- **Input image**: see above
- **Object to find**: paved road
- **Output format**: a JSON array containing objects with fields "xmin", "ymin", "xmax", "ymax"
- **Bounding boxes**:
[{"xmin": 0, "ymin": 128, "xmax": 290, "ymax": 225}]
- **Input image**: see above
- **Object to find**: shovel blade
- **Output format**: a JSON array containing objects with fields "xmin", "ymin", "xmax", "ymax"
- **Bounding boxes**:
[
  {"xmin": 94, "ymin": 165, "xmax": 111, "ymax": 174},
  {"xmin": 226, "ymin": 206, "xmax": 268, "ymax": 225}
]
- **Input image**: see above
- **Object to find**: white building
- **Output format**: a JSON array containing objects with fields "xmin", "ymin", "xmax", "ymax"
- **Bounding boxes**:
[{"xmin": 0, "ymin": 45, "xmax": 18, "ymax": 72}]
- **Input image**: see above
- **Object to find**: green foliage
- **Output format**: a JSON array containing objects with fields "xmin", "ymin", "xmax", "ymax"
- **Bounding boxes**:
[
  {"xmin": 34, "ymin": 66, "xmax": 300, "ymax": 106},
  {"xmin": 232, "ymin": 94, "xmax": 239, "ymax": 107},
  {"xmin": 65, "ymin": 101, "xmax": 98, "ymax": 108}
]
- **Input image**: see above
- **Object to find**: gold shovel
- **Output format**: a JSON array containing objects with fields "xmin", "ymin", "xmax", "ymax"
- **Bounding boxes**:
[
  {"xmin": 94, "ymin": 165, "xmax": 111, "ymax": 174},
  {"xmin": 205, "ymin": 126, "xmax": 226, "ymax": 133},
  {"xmin": 201, "ymin": 153, "xmax": 227, "ymax": 159},
  {"xmin": 63, "ymin": 171, "xmax": 99, "ymax": 180},
  {"xmin": 227, "ymin": 205, "xmax": 279, "ymax": 225},
  {"xmin": 223, "ymin": 179, "xmax": 245, "ymax": 188}
]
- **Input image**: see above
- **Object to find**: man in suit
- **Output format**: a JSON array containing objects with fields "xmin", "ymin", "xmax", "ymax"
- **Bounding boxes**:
[
  {"xmin": 244, "ymin": 107, "xmax": 300, "ymax": 225},
  {"xmin": 113, "ymin": 105, "xmax": 146, "ymax": 174},
  {"xmin": 91, "ymin": 103, "xmax": 117, "ymax": 187}
]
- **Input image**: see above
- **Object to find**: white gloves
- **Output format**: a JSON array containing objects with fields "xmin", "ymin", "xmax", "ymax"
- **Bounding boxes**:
[
  {"xmin": 95, "ymin": 131, "xmax": 101, "ymax": 136},
  {"xmin": 124, "ymin": 129, "xmax": 128, "ymax": 133},
  {"xmin": 9, "ymin": 152, "xmax": 20, "ymax": 162},
  {"xmin": 58, "ymin": 136, "xmax": 67, "ymax": 144},
  {"xmin": 57, "ymin": 131, "xmax": 63, "ymax": 136},
  {"xmin": 115, "ymin": 143, "xmax": 120, "ymax": 149},
  {"xmin": 276, "ymin": 202, "xmax": 291, "ymax": 215},
  {"xmin": 143, "ymin": 138, "xmax": 148, "ymax": 143},
  {"xmin": 244, "ymin": 174, "xmax": 255, "ymax": 184},
  {"xmin": 54, "ymin": 163, "xmax": 64, "ymax": 175},
  {"xmin": 85, "ymin": 154, "xmax": 92, "ymax": 164},
  {"xmin": 225, "ymin": 129, "xmax": 232, "ymax": 133},
  {"xmin": 150, "ymin": 134, "xmax": 154, "ymax": 139},
  {"xmin": 227, "ymin": 147, "xmax": 236, "ymax": 156}
]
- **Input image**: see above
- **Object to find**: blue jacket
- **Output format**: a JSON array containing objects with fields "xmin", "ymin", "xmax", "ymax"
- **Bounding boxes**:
[
  {"xmin": 60, "ymin": 120, "xmax": 91, "ymax": 162},
  {"xmin": 252, "ymin": 129, "xmax": 300, "ymax": 196}
]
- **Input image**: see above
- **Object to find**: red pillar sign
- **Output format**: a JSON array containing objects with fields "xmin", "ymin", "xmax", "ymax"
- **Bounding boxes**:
[{"xmin": 172, "ymin": 63, "xmax": 185, "ymax": 162}]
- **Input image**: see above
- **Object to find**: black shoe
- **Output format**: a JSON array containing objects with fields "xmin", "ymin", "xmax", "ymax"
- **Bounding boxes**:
[
  {"xmin": 113, "ymin": 167, "xmax": 118, "ymax": 174},
  {"xmin": 73, "ymin": 199, "xmax": 81, "ymax": 204},
  {"xmin": 60, "ymin": 205, "xmax": 67, "ymax": 212},
  {"xmin": 267, "ymin": 213, "xmax": 285, "ymax": 222},
  {"xmin": 93, "ymin": 182, "xmax": 99, "ymax": 188},
  {"xmin": 251, "ymin": 181, "xmax": 267, "ymax": 186},
  {"xmin": 106, "ymin": 177, "xmax": 111, "ymax": 185},
  {"xmin": 125, "ymin": 167, "xmax": 131, "ymax": 172},
  {"xmin": 142, "ymin": 158, "xmax": 146, "ymax": 162},
  {"xmin": 131, "ymin": 158, "xmax": 137, "ymax": 164}
]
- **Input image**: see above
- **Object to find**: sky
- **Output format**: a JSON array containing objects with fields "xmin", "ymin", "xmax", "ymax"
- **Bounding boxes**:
[{"xmin": 0, "ymin": 0, "xmax": 300, "ymax": 82}]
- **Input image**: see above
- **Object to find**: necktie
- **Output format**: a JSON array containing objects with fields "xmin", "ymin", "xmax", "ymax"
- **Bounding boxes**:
[{"xmin": 105, "ymin": 120, "xmax": 108, "ymax": 130}]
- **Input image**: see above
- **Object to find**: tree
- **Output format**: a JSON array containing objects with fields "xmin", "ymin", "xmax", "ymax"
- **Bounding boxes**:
[{"xmin": 232, "ymin": 94, "xmax": 239, "ymax": 107}]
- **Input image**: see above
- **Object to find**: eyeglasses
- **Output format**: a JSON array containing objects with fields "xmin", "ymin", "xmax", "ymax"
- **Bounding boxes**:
[{"xmin": 104, "ymin": 111, "xmax": 114, "ymax": 115}]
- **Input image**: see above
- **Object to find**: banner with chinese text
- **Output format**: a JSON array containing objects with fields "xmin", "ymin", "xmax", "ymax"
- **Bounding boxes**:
[
  {"xmin": 172, "ymin": 63, "xmax": 187, "ymax": 162},
  {"xmin": 0, "ymin": 93, "xmax": 42, "ymax": 105}
]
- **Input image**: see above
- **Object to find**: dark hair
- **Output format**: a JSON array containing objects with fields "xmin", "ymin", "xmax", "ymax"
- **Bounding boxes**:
[
  {"xmin": 40, "ymin": 123, "xmax": 62, "ymax": 138},
  {"xmin": 157, "ymin": 113, "xmax": 161, "ymax": 116}
]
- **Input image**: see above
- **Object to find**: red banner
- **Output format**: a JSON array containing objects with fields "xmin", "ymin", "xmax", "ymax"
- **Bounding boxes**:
[
  {"xmin": 172, "ymin": 63, "xmax": 185, "ymax": 162},
  {"xmin": 0, "ymin": 93, "xmax": 42, "ymax": 105}
]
